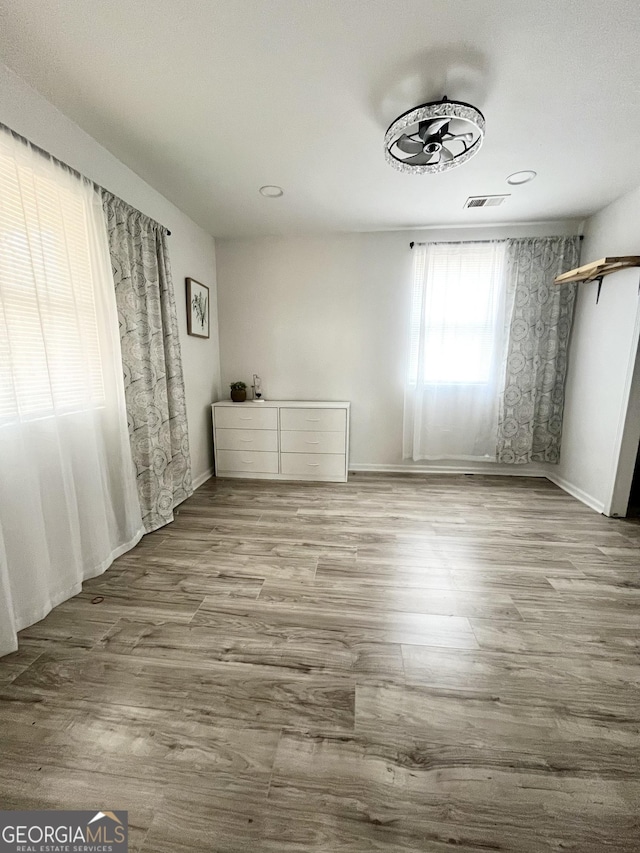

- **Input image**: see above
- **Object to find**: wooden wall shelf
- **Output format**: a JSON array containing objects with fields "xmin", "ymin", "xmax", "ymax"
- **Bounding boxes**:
[
  {"xmin": 555, "ymin": 256, "xmax": 640, "ymax": 285},
  {"xmin": 554, "ymin": 256, "xmax": 640, "ymax": 304}
]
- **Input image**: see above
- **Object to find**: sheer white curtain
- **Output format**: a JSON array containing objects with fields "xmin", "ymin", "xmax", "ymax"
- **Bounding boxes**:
[
  {"xmin": 403, "ymin": 241, "xmax": 508, "ymax": 461},
  {"xmin": 0, "ymin": 127, "xmax": 143, "ymax": 656}
]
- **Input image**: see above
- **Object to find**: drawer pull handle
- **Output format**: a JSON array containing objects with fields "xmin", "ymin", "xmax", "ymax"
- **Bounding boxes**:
[
  {"xmin": 305, "ymin": 440, "xmax": 320, "ymax": 444},
  {"xmin": 239, "ymin": 438, "xmax": 254, "ymax": 442},
  {"xmin": 239, "ymin": 416, "xmax": 253, "ymax": 420},
  {"xmin": 240, "ymin": 459, "xmax": 254, "ymax": 464},
  {"xmin": 305, "ymin": 418, "xmax": 320, "ymax": 421},
  {"xmin": 307, "ymin": 463, "xmax": 320, "ymax": 467}
]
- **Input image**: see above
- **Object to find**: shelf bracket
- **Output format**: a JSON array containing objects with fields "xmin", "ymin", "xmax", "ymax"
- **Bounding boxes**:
[{"xmin": 595, "ymin": 276, "xmax": 604, "ymax": 304}]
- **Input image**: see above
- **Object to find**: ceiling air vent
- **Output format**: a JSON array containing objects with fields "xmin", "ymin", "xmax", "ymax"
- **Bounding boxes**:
[{"xmin": 464, "ymin": 194, "xmax": 510, "ymax": 209}]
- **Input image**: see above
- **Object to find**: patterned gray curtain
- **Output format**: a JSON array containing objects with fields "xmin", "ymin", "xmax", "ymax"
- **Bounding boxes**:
[
  {"xmin": 102, "ymin": 192, "xmax": 193, "ymax": 531},
  {"xmin": 497, "ymin": 236, "xmax": 580, "ymax": 464}
]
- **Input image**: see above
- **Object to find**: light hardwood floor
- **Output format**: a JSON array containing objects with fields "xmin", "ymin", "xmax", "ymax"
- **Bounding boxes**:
[{"xmin": 0, "ymin": 473, "xmax": 639, "ymax": 851}]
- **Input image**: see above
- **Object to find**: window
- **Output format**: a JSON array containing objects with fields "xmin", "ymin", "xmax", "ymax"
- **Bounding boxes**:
[
  {"xmin": 408, "ymin": 241, "xmax": 506, "ymax": 384},
  {"xmin": 403, "ymin": 240, "xmax": 509, "ymax": 462},
  {"xmin": 0, "ymin": 126, "xmax": 144, "ymax": 658},
  {"xmin": 0, "ymin": 141, "xmax": 104, "ymax": 424}
]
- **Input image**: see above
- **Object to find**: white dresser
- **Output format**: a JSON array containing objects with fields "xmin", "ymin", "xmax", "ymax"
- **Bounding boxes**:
[{"xmin": 212, "ymin": 400, "xmax": 350, "ymax": 482}]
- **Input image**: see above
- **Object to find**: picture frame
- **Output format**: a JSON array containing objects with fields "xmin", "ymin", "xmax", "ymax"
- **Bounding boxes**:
[{"xmin": 186, "ymin": 278, "xmax": 209, "ymax": 339}]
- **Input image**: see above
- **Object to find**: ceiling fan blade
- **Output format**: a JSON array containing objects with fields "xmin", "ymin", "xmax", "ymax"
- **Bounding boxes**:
[
  {"xmin": 403, "ymin": 153, "xmax": 434, "ymax": 166},
  {"xmin": 449, "ymin": 118, "xmax": 476, "ymax": 133},
  {"xmin": 442, "ymin": 132, "xmax": 474, "ymax": 145},
  {"xmin": 395, "ymin": 135, "xmax": 425, "ymax": 155},
  {"xmin": 418, "ymin": 117, "xmax": 450, "ymax": 141},
  {"xmin": 439, "ymin": 147, "xmax": 454, "ymax": 162},
  {"xmin": 454, "ymin": 132, "xmax": 474, "ymax": 145}
]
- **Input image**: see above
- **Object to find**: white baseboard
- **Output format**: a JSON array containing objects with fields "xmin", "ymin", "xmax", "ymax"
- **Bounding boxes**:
[
  {"xmin": 348, "ymin": 462, "xmax": 549, "ymax": 477},
  {"xmin": 545, "ymin": 472, "xmax": 605, "ymax": 514},
  {"xmin": 347, "ymin": 464, "xmax": 606, "ymax": 514},
  {"xmin": 348, "ymin": 463, "xmax": 608, "ymax": 515},
  {"xmin": 192, "ymin": 467, "xmax": 214, "ymax": 490},
  {"xmin": 192, "ymin": 462, "xmax": 605, "ymax": 514}
]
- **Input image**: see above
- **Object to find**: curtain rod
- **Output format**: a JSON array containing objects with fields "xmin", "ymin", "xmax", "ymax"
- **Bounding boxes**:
[
  {"xmin": 0, "ymin": 121, "xmax": 171, "ymax": 236},
  {"xmin": 410, "ymin": 236, "xmax": 584, "ymax": 248}
]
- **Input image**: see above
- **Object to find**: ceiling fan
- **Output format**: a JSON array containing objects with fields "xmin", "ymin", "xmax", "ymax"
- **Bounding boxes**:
[{"xmin": 384, "ymin": 97, "xmax": 485, "ymax": 174}]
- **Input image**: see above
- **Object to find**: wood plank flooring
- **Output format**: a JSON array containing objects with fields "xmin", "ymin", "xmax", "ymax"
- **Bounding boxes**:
[{"xmin": 0, "ymin": 473, "xmax": 639, "ymax": 852}]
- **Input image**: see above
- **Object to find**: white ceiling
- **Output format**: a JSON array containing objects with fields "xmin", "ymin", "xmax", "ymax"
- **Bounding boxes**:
[{"xmin": 0, "ymin": 0, "xmax": 639, "ymax": 238}]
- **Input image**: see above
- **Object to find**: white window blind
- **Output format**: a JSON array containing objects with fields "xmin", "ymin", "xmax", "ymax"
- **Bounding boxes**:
[
  {"xmin": 408, "ymin": 241, "xmax": 506, "ymax": 384},
  {"xmin": 0, "ymin": 140, "xmax": 104, "ymax": 423}
]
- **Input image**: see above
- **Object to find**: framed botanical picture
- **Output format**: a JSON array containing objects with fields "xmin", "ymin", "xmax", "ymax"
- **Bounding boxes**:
[{"xmin": 186, "ymin": 278, "xmax": 209, "ymax": 338}]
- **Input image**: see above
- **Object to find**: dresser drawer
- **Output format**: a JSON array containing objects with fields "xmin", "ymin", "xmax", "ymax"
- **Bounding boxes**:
[
  {"xmin": 215, "ymin": 428, "xmax": 278, "ymax": 452},
  {"xmin": 280, "ymin": 430, "xmax": 345, "ymax": 454},
  {"xmin": 214, "ymin": 406, "xmax": 277, "ymax": 430},
  {"xmin": 281, "ymin": 452, "xmax": 346, "ymax": 479},
  {"xmin": 216, "ymin": 450, "xmax": 279, "ymax": 474},
  {"xmin": 280, "ymin": 407, "xmax": 346, "ymax": 432}
]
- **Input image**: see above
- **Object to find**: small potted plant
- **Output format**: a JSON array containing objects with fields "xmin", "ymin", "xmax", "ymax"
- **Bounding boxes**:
[{"xmin": 230, "ymin": 381, "xmax": 247, "ymax": 403}]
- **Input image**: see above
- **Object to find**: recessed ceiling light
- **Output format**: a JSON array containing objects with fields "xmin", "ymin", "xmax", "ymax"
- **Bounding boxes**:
[
  {"xmin": 259, "ymin": 185, "xmax": 284, "ymax": 198},
  {"xmin": 507, "ymin": 170, "xmax": 537, "ymax": 185}
]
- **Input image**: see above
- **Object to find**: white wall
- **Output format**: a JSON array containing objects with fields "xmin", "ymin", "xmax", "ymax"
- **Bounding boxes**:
[
  {"xmin": 0, "ymin": 63, "xmax": 220, "ymax": 486},
  {"xmin": 555, "ymin": 185, "xmax": 640, "ymax": 515},
  {"xmin": 216, "ymin": 221, "xmax": 580, "ymax": 471}
]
